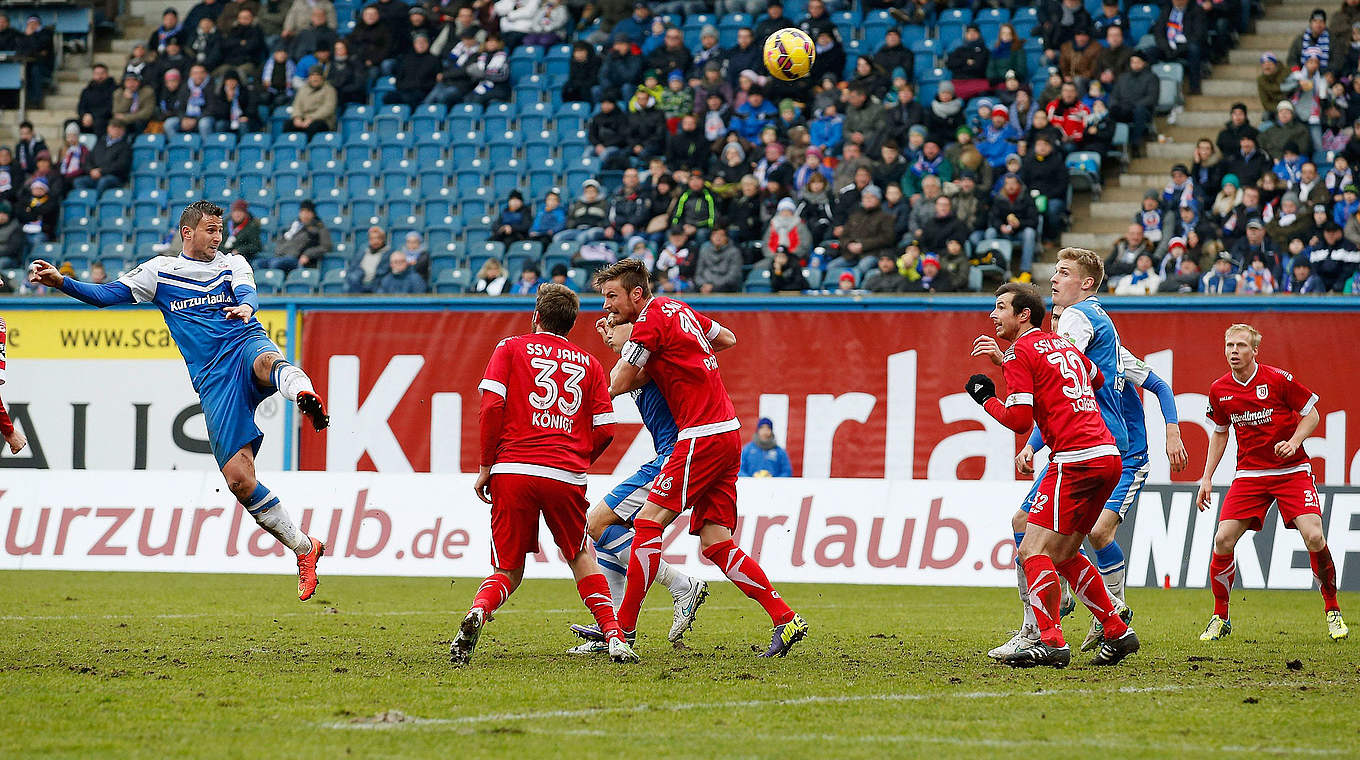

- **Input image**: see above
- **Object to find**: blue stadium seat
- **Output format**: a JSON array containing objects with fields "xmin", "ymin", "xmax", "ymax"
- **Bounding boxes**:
[
  {"xmin": 379, "ymin": 134, "xmax": 413, "ymax": 164},
  {"xmin": 321, "ymin": 268, "xmax": 348, "ymax": 293},
  {"xmin": 132, "ymin": 172, "xmax": 161, "ymax": 196},
  {"xmin": 910, "ymin": 38, "xmax": 939, "ymax": 72},
  {"xmin": 460, "ymin": 198, "xmax": 489, "ymax": 219},
  {"xmin": 937, "ymin": 8, "xmax": 972, "ymax": 41},
  {"xmin": 374, "ymin": 103, "xmax": 410, "ymax": 132},
  {"xmin": 372, "ymin": 76, "xmax": 397, "ymax": 97},
  {"xmin": 237, "ymin": 132, "xmax": 271, "ymax": 163},
  {"xmin": 274, "ymin": 170, "xmax": 305, "ymax": 195},
  {"xmin": 202, "ymin": 132, "xmax": 237, "ymax": 164},
  {"xmin": 273, "ymin": 132, "xmax": 306, "ymax": 163},
  {"xmin": 411, "ymin": 103, "xmax": 446, "ymax": 134},
  {"xmin": 133, "ymin": 133, "xmax": 165, "ymax": 164},
  {"xmin": 166, "ymin": 133, "xmax": 202, "ymax": 164},
  {"xmin": 350, "ymin": 189, "xmax": 382, "ymax": 223},
  {"xmin": 385, "ymin": 187, "xmax": 420, "ymax": 219},
  {"xmin": 419, "ymin": 167, "xmax": 451, "ymax": 195},
  {"xmin": 433, "ymin": 267, "xmax": 470, "ymax": 294},
  {"xmin": 413, "ymin": 134, "xmax": 446, "ymax": 164},
  {"xmin": 167, "ymin": 170, "xmax": 197, "ymax": 197},
  {"xmin": 255, "ymin": 269, "xmax": 285, "ymax": 294}
]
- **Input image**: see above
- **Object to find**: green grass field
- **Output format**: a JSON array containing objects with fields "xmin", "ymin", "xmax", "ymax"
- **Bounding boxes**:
[{"xmin": 1, "ymin": 571, "xmax": 1356, "ymax": 759}]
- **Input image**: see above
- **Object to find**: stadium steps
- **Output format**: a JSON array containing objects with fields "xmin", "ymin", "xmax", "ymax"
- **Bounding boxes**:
[
  {"xmin": 3, "ymin": 17, "xmax": 153, "ymax": 142},
  {"xmin": 1076, "ymin": 0, "xmax": 1311, "ymax": 255}
]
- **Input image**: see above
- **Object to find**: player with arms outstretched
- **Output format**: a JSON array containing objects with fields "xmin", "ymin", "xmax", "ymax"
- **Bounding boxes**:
[
  {"xmin": 975, "ymin": 248, "xmax": 1131, "ymax": 659},
  {"xmin": 30, "ymin": 201, "xmax": 329, "ymax": 599},
  {"xmin": 565, "ymin": 316, "xmax": 709, "ymax": 655},
  {"xmin": 593, "ymin": 258, "xmax": 808, "ymax": 656},
  {"xmin": 1197, "ymin": 324, "xmax": 1348, "ymax": 642},
  {"xmin": 1017, "ymin": 304, "xmax": 1190, "ymax": 651},
  {"xmin": 967, "ymin": 283, "xmax": 1140, "ymax": 668},
  {"xmin": 451, "ymin": 283, "xmax": 639, "ymax": 665}
]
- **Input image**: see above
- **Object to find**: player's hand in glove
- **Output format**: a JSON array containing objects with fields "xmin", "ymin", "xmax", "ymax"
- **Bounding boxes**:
[{"xmin": 965, "ymin": 374, "xmax": 996, "ymax": 405}]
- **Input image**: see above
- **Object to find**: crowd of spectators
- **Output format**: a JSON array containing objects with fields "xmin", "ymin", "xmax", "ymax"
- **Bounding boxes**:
[
  {"xmin": 17, "ymin": 0, "xmax": 1360, "ymax": 296},
  {"xmin": 1100, "ymin": 4, "xmax": 1360, "ymax": 296}
]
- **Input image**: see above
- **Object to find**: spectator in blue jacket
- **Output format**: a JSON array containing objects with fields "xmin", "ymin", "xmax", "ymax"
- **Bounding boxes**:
[
  {"xmin": 977, "ymin": 103, "xmax": 1021, "ymax": 169},
  {"xmin": 809, "ymin": 103, "xmax": 844, "ymax": 155},
  {"xmin": 739, "ymin": 418, "xmax": 793, "ymax": 477},
  {"xmin": 375, "ymin": 250, "xmax": 428, "ymax": 294},
  {"xmin": 528, "ymin": 188, "xmax": 566, "ymax": 243},
  {"xmin": 1284, "ymin": 257, "xmax": 1326, "ymax": 293},
  {"xmin": 730, "ymin": 87, "xmax": 777, "ymax": 144},
  {"xmin": 608, "ymin": 5, "xmax": 652, "ymax": 50}
]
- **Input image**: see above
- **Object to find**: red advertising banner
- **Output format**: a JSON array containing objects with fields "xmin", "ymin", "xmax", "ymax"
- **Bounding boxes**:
[{"xmin": 298, "ymin": 306, "xmax": 1360, "ymax": 485}]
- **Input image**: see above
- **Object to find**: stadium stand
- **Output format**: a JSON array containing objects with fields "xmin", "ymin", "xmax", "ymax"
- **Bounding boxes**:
[{"xmin": 9, "ymin": 0, "xmax": 1359, "ymax": 297}]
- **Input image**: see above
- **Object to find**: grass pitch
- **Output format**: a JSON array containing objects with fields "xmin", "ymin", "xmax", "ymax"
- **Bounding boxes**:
[{"xmin": 1, "ymin": 571, "xmax": 1356, "ymax": 759}]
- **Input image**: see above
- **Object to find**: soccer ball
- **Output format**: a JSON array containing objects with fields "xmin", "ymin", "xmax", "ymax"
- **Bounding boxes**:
[{"xmin": 763, "ymin": 28, "xmax": 815, "ymax": 82}]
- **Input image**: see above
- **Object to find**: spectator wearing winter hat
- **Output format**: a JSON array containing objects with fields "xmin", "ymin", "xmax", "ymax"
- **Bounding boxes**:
[
  {"xmin": 904, "ymin": 253, "xmax": 956, "ymax": 293},
  {"xmin": 18, "ymin": 177, "xmax": 57, "ymax": 246},
  {"xmin": 978, "ymin": 104, "xmax": 1021, "ymax": 169},
  {"xmin": 57, "ymin": 124, "xmax": 90, "ymax": 188},
  {"xmin": 1288, "ymin": 9, "xmax": 1331, "ymax": 69},
  {"xmin": 210, "ymin": 70, "xmax": 256, "ymax": 136},
  {"xmin": 221, "ymin": 199, "xmax": 262, "ymax": 260},
  {"xmin": 1308, "ymin": 221, "xmax": 1360, "ymax": 290},
  {"xmin": 1058, "ymin": 25, "xmax": 1101, "ymax": 84},
  {"xmin": 1200, "ymin": 250, "xmax": 1240, "ymax": 293},
  {"xmin": 1106, "ymin": 223, "xmax": 1154, "ymax": 279},
  {"xmin": 766, "ymin": 197, "xmax": 813, "ymax": 261},
  {"xmin": 862, "ymin": 253, "xmax": 907, "ymax": 292},
  {"xmin": 924, "ymin": 81, "xmax": 966, "ymax": 147},
  {"xmin": 1285, "ymin": 257, "xmax": 1326, "ymax": 293},
  {"xmin": 556, "ymin": 179, "xmax": 610, "ymax": 243},
  {"xmin": 263, "ymin": 200, "xmax": 331, "ymax": 272},
  {"xmin": 669, "ymin": 172, "xmax": 719, "ymax": 240},
  {"xmin": 492, "ymin": 190, "xmax": 532, "ymax": 244},
  {"xmin": 902, "ymin": 140, "xmax": 954, "ymax": 201},
  {"xmin": 740, "ymin": 418, "xmax": 793, "ymax": 478},
  {"xmin": 110, "ymin": 72, "xmax": 155, "ymax": 133},
  {"xmin": 1114, "ymin": 252, "xmax": 1164, "ymax": 294},
  {"xmin": 1256, "ymin": 53, "xmax": 1289, "ymax": 120},
  {"xmin": 1222, "ymin": 132, "xmax": 1272, "ymax": 188},
  {"xmin": 1266, "ymin": 192, "xmax": 1310, "ymax": 246}
]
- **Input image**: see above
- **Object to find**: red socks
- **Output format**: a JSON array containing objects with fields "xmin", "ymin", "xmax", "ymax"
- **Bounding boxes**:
[
  {"xmin": 1310, "ymin": 547, "xmax": 1340, "ymax": 612},
  {"xmin": 703, "ymin": 539, "xmax": 795, "ymax": 626},
  {"xmin": 1209, "ymin": 552, "xmax": 1235, "ymax": 619},
  {"xmin": 1055, "ymin": 554, "xmax": 1127, "ymax": 639},
  {"xmin": 577, "ymin": 574, "xmax": 625, "ymax": 641},
  {"xmin": 616, "ymin": 518, "xmax": 663, "ymax": 633},
  {"xmin": 470, "ymin": 573, "xmax": 513, "ymax": 616},
  {"xmin": 1023, "ymin": 555, "xmax": 1065, "ymax": 646}
]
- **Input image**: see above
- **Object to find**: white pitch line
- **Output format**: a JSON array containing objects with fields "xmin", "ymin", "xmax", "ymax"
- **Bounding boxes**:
[
  {"xmin": 0, "ymin": 605, "xmax": 748, "ymax": 623},
  {"xmin": 325, "ymin": 684, "xmax": 1196, "ymax": 729}
]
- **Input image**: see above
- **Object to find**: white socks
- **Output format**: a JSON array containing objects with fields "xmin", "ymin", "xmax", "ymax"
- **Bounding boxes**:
[
  {"xmin": 244, "ymin": 485, "xmax": 312, "ymax": 555},
  {"xmin": 655, "ymin": 560, "xmax": 693, "ymax": 600},
  {"xmin": 271, "ymin": 360, "xmax": 315, "ymax": 402}
]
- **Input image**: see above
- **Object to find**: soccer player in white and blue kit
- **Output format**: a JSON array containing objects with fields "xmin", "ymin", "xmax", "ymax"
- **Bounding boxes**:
[
  {"xmin": 29, "ymin": 201, "xmax": 331, "ymax": 600},
  {"xmin": 565, "ymin": 318, "xmax": 709, "ymax": 653}
]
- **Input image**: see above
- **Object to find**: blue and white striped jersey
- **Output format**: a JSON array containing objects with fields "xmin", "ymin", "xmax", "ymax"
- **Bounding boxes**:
[{"xmin": 1055, "ymin": 296, "xmax": 1129, "ymax": 453}]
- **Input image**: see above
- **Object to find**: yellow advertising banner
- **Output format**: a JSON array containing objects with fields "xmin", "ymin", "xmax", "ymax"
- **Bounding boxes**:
[{"xmin": 6, "ymin": 309, "xmax": 290, "ymax": 359}]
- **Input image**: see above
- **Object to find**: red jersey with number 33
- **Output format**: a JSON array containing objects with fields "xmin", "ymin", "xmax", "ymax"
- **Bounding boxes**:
[
  {"xmin": 620, "ymin": 297, "xmax": 738, "ymax": 438},
  {"xmin": 1002, "ymin": 327, "xmax": 1117, "ymax": 462},
  {"xmin": 479, "ymin": 332, "xmax": 615, "ymax": 483},
  {"xmin": 1205, "ymin": 364, "xmax": 1317, "ymax": 476}
]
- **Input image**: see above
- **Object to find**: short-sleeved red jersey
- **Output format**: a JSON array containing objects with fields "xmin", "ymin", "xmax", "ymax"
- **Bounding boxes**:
[
  {"xmin": 479, "ymin": 332, "xmax": 615, "ymax": 484},
  {"xmin": 1205, "ymin": 363, "xmax": 1318, "ymax": 476},
  {"xmin": 1001, "ymin": 328, "xmax": 1117, "ymax": 462},
  {"xmin": 620, "ymin": 296, "xmax": 738, "ymax": 439}
]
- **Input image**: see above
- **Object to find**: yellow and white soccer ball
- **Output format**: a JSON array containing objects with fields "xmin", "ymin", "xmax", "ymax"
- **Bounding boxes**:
[{"xmin": 763, "ymin": 28, "xmax": 815, "ymax": 81}]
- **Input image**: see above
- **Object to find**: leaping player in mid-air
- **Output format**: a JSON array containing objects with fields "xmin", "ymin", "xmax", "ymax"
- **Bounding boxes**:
[
  {"xmin": 593, "ymin": 258, "xmax": 808, "ymax": 656},
  {"xmin": 967, "ymin": 283, "xmax": 1140, "ymax": 668},
  {"xmin": 29, "ymin": 201, "xmax": 330, "ymax": 600},
  {"xmin": 1197, "ymin": 323, "xmax": 1347, "ymax": 642},
  {"xmin": 564, "ymin": 316, "xmax": 708, "ymax": 655}
]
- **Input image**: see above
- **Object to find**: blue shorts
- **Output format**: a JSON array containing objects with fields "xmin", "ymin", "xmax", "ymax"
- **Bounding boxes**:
[
  {"xmin": 197, "ymin": 334, "xmax": 281, "ymax": 469},
  {"xmin": 1021, "ymin": 452, "xmax": 1149, "ymax": 521},
  {"xmin": 603, "ymin": 452, "xmax": 668, "ymax": 523},
  {"xmin": 1106, "ymin": 451, "xmax": 1150, "ymax": 521}
]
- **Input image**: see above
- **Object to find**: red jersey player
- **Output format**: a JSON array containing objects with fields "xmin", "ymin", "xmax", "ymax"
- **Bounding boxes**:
[
  {"xmin": 967, "ymin": 283, "xmax": 1140, "ymax": 668},
  {"xmin": 592, "ymin": 259, "xmax": 809, "ymax": 657},
  {"xmin": 1197, "ymin": 324, "xmax": 1348, "ymax": 642},
  {"xmin": 0, "ymin": 317, "xmax": 29, "ymax": 456},
  {"xmin": 451, "ymin": 284, "xmax": 640, "ymax": 665}
]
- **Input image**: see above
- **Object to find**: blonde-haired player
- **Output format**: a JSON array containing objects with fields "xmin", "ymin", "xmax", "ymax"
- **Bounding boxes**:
[{"xmin": 1197, "ymin": 324, "xmax": 1347, "ymax": 641}]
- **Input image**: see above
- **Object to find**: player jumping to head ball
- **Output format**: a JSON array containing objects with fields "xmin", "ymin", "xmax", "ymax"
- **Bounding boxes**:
[
  {"xmin": 1197, "ymin": 324, "xmax": 1348, "ymax": 642},
  {"xmin": 30, "ymin": 201, "xmax": 329, "ymax": 600},
  {"xmin": 593, "ymin": 258, "xmax": 808, "ymax": 657}
]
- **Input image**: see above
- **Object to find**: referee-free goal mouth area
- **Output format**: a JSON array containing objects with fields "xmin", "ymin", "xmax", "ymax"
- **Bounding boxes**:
[{"xmin": 1, "ymin": 571, "xmax": 1354, "ymax": 759}]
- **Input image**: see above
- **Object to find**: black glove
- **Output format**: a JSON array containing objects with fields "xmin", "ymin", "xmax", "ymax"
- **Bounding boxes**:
[{"xmin": 965, "ymin": 374, "xmax": 996, "ymax": 405}]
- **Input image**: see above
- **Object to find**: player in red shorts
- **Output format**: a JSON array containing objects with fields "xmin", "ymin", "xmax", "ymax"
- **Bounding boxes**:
[
  {"xmin": 450, "ymin": 283, "xmax": 640, "ymax": 665},
  {"xmin": 967, "ymin": 283, "xmax": 1140, "ymax": 668},
  {"xmin": 1196, "ymin": 323, "xmax": 1348, "ymax": 642},
  {"xmin": 592, "ymin": 258, "xmax": 809, "ymax": 657}
]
